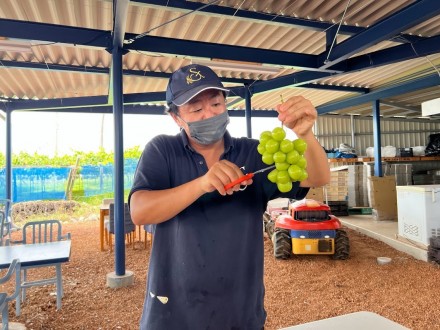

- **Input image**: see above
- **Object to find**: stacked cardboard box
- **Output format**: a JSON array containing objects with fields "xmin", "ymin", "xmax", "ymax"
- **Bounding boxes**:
[
  {"xmin": 369, "ymin": 176, "xmax": 398, "ymax": 221},
  {"xmin": 325, "ymin": 169, "xmax": 348, "ymax": 202},
  {"xmin": 385, "ymin": 164, "xmax": 413, "ymax": 186},
  {"xmin": 347, "ymin": 165, "xmax": 369, "ymax": 207},
  {"xmin": 365, "ymin": 162, "xmax": 413, "ymax": 207}
]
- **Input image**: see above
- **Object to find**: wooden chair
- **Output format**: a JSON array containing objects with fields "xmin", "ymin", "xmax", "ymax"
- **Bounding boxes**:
[
  {"xmin": 0, "ymin": 258, "xmax": 21, "ymax": 330},
  {"xmin": 9, "ymin": 220, "xmax": 71, "ymax": 316},
  {"xmin": 104, "ymin": 203, "xmax": 136, "ymax": 252}
]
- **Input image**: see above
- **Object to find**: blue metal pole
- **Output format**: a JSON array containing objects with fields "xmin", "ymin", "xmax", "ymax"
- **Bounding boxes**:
[
  {"xmin": 372, "ymin": 100, "xmax": 383, "ymax": 177},
  {"xmin": 244, "ymin": 85, "xmax": 252, "ymax": 138},
  {"xmin": 5, "ymin": 109, "xmax": 12, "ymax": 201},
  {"xmin": 112, "ymin": 46, "xmax": 125, "ymax": 276}
]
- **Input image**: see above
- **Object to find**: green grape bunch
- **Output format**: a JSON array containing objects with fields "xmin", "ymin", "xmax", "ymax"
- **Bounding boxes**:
[{"xmin": 257, "ymin": 127, "xmax": 308, "ymax": 193}]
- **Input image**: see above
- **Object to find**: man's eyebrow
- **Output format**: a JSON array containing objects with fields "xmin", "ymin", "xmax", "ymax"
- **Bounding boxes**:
[{"xmin": 188, "ymin": 91, "xmax": 220, "ymax": 104}]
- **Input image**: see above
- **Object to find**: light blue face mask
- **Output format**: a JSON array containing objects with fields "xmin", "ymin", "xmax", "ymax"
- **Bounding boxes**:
[{"xmin": 180, "ymin": 111, "xmax": 230, "ymax": 145}]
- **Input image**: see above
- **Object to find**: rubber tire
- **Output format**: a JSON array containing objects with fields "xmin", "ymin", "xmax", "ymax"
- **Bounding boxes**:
[
  {"xmin": 332, "ymin": 229, "xmax": 350, "ymax": 260},
  {"xmin": 273, "ymin": 229, "xmax": 292, "ymax": 260},
  {"xmin": 264, "ymin": 218, "xmax": 275, "ymax": 240}
]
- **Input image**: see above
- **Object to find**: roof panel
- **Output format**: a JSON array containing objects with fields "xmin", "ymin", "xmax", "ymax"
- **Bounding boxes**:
[{"xmin": 0, "ymin": 0, "xmax": 439, "ymax": 120}]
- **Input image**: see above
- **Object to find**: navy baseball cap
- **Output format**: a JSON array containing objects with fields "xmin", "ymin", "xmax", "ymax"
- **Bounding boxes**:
[{"xmin": 166, "ymin": 64, "xmax": 230, "ymax": 106}]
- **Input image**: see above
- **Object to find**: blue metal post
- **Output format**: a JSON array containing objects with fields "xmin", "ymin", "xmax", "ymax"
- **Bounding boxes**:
[
  {"xmin": 5, "ymin": 109, "xmax": 12, "ymax": 201},
  {"xmin": 244, "ymin": 85, "xmax": 252, "ymax": 138},
  {"xmin": 112, "ymin": 46, "xmax": 125, "ymax": 276},
  {"xmin": 372, "ymin": 100, "xmax": 383, "ymax": 177}
]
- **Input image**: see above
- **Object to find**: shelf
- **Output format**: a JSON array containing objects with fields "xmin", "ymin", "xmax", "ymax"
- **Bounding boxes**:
[{"xmin": 328, "ymin": 156, "xmax": 440, "ymax": 163}]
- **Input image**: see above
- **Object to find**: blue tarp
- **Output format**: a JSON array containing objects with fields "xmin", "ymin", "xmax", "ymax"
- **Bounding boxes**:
[{"xmin": 0, "ymin": 158, "xmax": 139, "ymax": 202}]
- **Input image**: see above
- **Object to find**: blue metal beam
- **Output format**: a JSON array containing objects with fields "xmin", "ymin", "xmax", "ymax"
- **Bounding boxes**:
[
  {"xmin": 110, "ymin": 0, "xmax": 130, "ymax": 277},
  {"xmin": 342, "ymin": 34, "xmax": 440, "ymax": 72},
  {"xmin": 10, "ymin": 104, "xmax": 279, "ymax": 117},
  {"xmin": 0, "ymin": 59, "xmax": 255, "ymax": 85},
  {"xmin": 108, "ymin": 0, "xmax": 129, "ymax": 104},
  {"xmin": 0, "ymin": 60, "xmax": 110, "ymax": 74},
  {"xmin": 5, "ymin": 109, "xmax": 12, "ymax": 201},
  {"xmin": 252, "ymin": 71, "xmax": 333, "ymax": 94},
  {"xmin": 319, "ymin": 0, "xmax": 440, "ymax": 69},
  {"xmin": 125, "ymin": 33, "xmax": 322, "ymax": 71},
  {"xmin": 0, "ymin": 18, "xmax": 110, "ymax": 48},
  {"xmin": 133, "ymin": 0, "xmax": 360, "ymax": 34},
  {"xmin": 372, "ymin": 100, "xmax": 383, "ymax": 177},
  {"xmin": 8, "ymin": 96, "xmax": 109, "ymax": 110},
  {"xmin": 244, "ymin": 86, "xmax": 252, "ymax": 138},
  {"xmin": 133, "ymin": 0, "xmax": 423, "ymax": 43},
  {"xmin": 300, "ymin": 83, "xmax": 368, "ymax": 94},
  {"xmin": 316, "ymin": 73, "xmax": 440, "ymax": 114},
  {"xmin": 112, "ymin": 45, "xmax": 126, "ymax": 276},
  {"xmin": 6, "ymin": 80, "xmax": 370, "ymax": 111},
  {"xmin": 2, "ymin": 59, "xmax": 372, "ymax": 94},
  {"xmin": 1, "ymin": 17, "xmax": 428, "ymax": 79},
  {"xmin": 0, "ymin": 19, "xmax": 322, "ymax": 71}
]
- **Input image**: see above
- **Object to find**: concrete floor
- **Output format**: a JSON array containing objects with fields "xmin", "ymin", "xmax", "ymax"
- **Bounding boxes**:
[{"xmin": 340, "ymin": 214, "xmax": 428, "ymax": 262}]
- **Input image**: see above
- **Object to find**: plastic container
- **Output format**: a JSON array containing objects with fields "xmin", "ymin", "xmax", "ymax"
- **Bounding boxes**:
[{"xmin": 377, "ymin": 257, "xmax": 392, "ymax": 265}]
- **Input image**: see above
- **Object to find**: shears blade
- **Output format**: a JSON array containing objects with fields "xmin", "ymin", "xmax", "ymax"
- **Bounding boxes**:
[{"xmin": 224, "ymin": 165, "xmax": 276, "ymax": 190}]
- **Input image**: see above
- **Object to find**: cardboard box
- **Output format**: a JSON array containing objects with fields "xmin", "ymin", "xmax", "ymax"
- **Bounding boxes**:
[
  {"xmin": 306, "ymin": 187, "xmax": 324, "ymax": 202},
  {"xmin": 368, "ymin": 176, "xmax": 398, "ymax": 221}
]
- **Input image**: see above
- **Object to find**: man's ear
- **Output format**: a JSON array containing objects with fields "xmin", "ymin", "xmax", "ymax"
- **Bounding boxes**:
[{"xmin": 170, "ymin": 113, "xmax": 182, "ymax": 127}]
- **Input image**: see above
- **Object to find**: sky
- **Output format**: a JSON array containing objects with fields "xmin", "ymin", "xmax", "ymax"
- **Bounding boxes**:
[{"xmin": 0, "ymin": 112, "xmax": 297, "ymax": 156}]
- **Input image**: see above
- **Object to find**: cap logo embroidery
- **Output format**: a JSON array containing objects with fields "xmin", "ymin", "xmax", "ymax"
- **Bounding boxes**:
[{"xmin": 186, "ymin": 67, "xmax": 205, "ymax": 85}]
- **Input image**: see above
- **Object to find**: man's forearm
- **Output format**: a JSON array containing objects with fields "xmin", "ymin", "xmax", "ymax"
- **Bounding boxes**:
[{"xmin": 130, "ymin": 177, "xmax": 205, "ymax": 225}]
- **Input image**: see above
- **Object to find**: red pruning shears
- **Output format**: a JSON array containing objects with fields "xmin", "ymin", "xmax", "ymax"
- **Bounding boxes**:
[{"xmin": 224, "ymin": 165, "xmax": 275, "ymax": 190}]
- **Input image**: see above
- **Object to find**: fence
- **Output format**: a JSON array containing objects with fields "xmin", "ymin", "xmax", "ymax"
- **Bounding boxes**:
[{"xmin": 0, "ymin": 158, "xmax": 138, "ymax": 202}]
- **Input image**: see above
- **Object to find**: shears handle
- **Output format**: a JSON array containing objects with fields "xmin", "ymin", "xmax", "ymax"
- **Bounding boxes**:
[{"xmin": 224, "ymin": 173, "xmax": 254, "ymax": 191}]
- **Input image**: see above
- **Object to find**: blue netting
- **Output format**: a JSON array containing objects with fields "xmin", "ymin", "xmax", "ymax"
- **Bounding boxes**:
[
  {"xmin": 0, "ymin": 167, "xmax": 70, "ymax": 202},
  {"xmin": 0, "ymin": 158, "xmax": 139, "ymax": 202}
]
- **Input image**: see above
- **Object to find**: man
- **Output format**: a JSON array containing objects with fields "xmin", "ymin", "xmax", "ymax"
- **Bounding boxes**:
[{"xmin": 129, "ymin": 64, "xmax": 330, "ymax": 329}]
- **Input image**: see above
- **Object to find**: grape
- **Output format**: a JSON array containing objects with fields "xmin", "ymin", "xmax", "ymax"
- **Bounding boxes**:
[
  {"xmin": 262, "ymin": 151, "xmax": 275, "ymax": 165},
  {"xmin": 267, "ymin": 169, "xmax": 278, "ymax": 183},
  {"xmin": 271, "ymin": 127, "xmax": 286, "ymax": 141},
  {"xmin": 286, "ymin": 149, "xmax": 300, "ymax": 164},
  {"xmin": 260, "ymin": 131, "xmax": 272, "ymax": 140},
  {"xmin": 265, "ymin": 139, "xmax": 279, "ymax": 154},
  {"xmin": 294, "ymin": 138, "xmax": 307, "ymax": 154},
  {"xmin": 276, "ymin": 170, "xmax": 290, "ymax": 184},
  {"xmin": 277, "ymin": 181, "xmax": 292, "ymax": 193},
  {"xmin": 298, "ymin": 169, "xmax": 308, "ymax": 181},
  {"xmin": 287, "ymin": 164, "xmax": 301, "ymax": 181},
  {"xmin": 257, "ymin": 127, "xmax": 309, "ymax": 193},
  {"xmin": 273, "ymin": 151, "xmax": 286, "ymax": 163},
  {"xmin": 280, "ymin": 139, "xmax": 294, "ymax": 153},
  {"xmin": 296, "ymin": 156, "xmax": 307, "ymax": 169},
  {"xmin": 259, "ymin": 131, "xmax": 273, "ymax": 146},
  {"xmin": 257, "ymin": 143, "xmax": 266, "ymax": 155},
  {"xmin": 275, "ymin": 162, "xmax": 289, "ymax": 171}
]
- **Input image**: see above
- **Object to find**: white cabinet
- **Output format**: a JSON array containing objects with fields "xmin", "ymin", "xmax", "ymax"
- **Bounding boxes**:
[{"xmin": 397, "ymin": 185, "xmax": 440, "ymax": 246}]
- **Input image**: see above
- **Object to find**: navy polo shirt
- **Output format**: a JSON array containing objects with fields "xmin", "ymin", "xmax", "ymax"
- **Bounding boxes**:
[{"xmin": 129, "ymin": 130, "xmax": 308, "ymax": 330}]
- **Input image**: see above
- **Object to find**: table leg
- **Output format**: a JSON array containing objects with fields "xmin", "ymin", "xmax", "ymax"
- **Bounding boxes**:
[{"xmin": 100, "ymin": 209, "xmax": 105, "ymax": 251}]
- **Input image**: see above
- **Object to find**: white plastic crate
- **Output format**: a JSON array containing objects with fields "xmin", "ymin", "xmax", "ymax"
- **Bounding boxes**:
[{"xmin": 397, "ymin": 185, "xmax": 440, "ymax": 246}]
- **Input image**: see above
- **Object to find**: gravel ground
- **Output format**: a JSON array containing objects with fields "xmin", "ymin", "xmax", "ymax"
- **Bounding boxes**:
[{"xmin": 3, "ymin": 219, "xmax": 440, "ymax": 330}]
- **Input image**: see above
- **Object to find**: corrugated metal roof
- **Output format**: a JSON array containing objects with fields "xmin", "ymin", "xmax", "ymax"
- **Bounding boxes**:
[{"xmin": 1, "ymin": 0, "xmax": 440, "ymax": 119}]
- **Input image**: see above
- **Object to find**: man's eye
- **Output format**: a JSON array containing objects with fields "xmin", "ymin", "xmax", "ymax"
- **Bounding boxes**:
[{"xmin": 191, "ymin": 109, "xmax": 202, "ymax": 113}]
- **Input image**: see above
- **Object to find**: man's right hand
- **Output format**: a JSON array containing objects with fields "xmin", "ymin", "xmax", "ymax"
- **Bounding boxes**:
[{"xmin": 199, "ymin": 160, "xmax": 252, "ymax": 196}]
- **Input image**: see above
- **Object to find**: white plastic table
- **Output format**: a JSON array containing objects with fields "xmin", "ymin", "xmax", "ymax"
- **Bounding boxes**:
[{"xmin": 280, "ymin": 311, "xmax": 409, "ymax": 329}]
